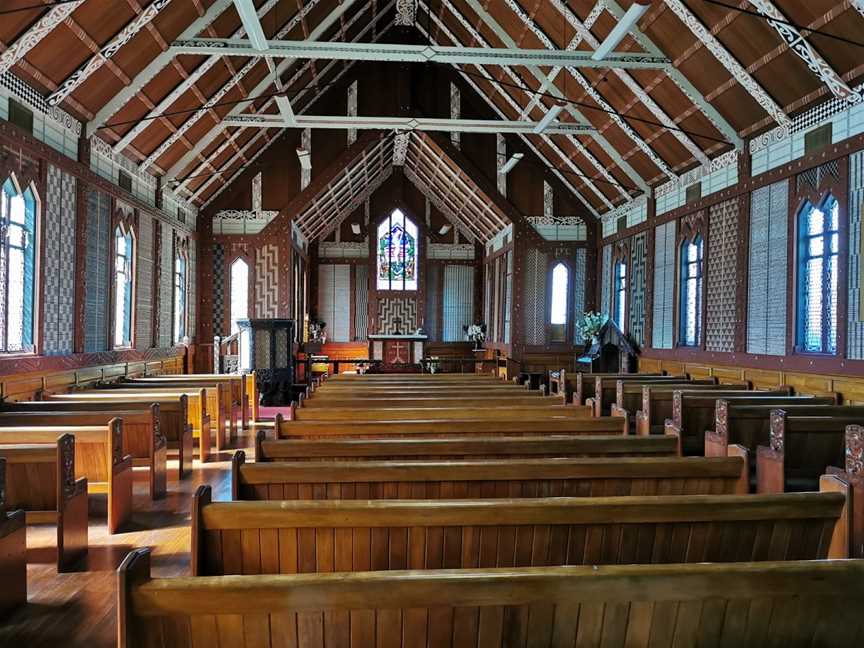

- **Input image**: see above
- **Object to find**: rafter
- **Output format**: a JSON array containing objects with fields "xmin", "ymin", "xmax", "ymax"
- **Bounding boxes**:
[
  {"xmin": 662, "ymin": 0, "xmax": 791, "ymax": 127},
  {"xmin": 85, "ymin": 0, "xmax": 235, "ymax": 137},
  {"xmin": 0, "ymin": 1, "xmax": 85, "ymax": 75},
  {"xmin": 746, "ymin": 0, "xmax": 863, "ymax": 104},
  {"xmin": 170, "ymin": 38, "xmax": 672, "ymax": 69},
  {"xmin": 47, "ymin": 0, "xmax": 173, "ymax": 107}
]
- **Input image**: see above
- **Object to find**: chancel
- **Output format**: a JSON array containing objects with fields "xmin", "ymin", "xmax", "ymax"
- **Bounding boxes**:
[{"xmin": 1, "ymin": 1, "xmax": 864, "ymax": 646}]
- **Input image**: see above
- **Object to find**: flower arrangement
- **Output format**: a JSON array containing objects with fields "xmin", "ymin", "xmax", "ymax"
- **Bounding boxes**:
[
  {"xmin": 463, "ymin": 322, "xmax": 487, "ymax": 349},
  {"xmin": 575, "ymin": 311, "xmax": 608, "ymax": 343},
  {"xmin": 309, "ymin": 319, "xmax": 327, "ymax": 343}
]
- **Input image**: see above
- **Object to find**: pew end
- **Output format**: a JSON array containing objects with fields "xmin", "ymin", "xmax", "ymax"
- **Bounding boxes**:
[
  {"xmin": 231, "ymin": 451, "xmax": 246, "ymax": 501},
  {"xmin": 190, "ymin": 485, "xmax": 212, "ymax": 576},
  {"xmin": 727, "ymin": 444, "xmax": 750, "ymax": 495},
  {"xmin": 663, "ymin": 424, "xmax": 683, "ymax": 457},
  {"xmin": 0, "ymin": 500, "xmax": 26, "ymax": 618},
  {"xmin": 56, "ymin": 434, "xmax": 88, "ymax": 572},
  {"xmin": 820, "ymin": 473, "xmax": 851, "ymax": 559},
  {"xmin": 254, "ymin": 429, "xmax": 266, "ymax": 462},
  {"xmin": 117, "ymin": 547, "xmax": 152, "ymax": 648},
  {"xmin": 609, "ymin": 404, "xmax": 629, "ymax": 435},
  {"xmin": 108, "ymin": 418, "xmax": 134, "ymax": 534}
]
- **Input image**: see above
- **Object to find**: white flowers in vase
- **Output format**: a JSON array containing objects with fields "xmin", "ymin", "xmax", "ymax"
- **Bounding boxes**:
[{"xmin": 575, "ymin": 311, "xmax": 608, "ymax": 343}]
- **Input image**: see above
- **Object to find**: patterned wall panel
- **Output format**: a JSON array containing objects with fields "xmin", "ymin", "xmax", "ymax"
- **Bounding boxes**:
[
  {"xmin": 849, "ymin": 151, "xmax": 864, "ymax": 359},
  {"xmin": 317, "ymin": 264, "xmax": 350, "ymax": 342},
  {"xmin": 188, "ymin": 239, "xmax": 197, "ymax": 339},
  {"xmin": 135, "ymin": 211, "xmax": 153, "ymax": 350},
  {"xmin": 600, "ymin": 244, "xmax": 612, "ymax": 315},
  {"xmin": 159, "ymin": 225, "xmax": 173, "ymax": 348},
  {"xmin": 43, "ymin": 165, "xmax": 76, "ymax": 355},
  {"xmin": 84, "ymin": 189, "xmax": 110, "ymax": 353},
  {"xmin": 377, "ymin": 297, "xmax": 417, "ymax": 333},
  {"xmin": 651, "ymin": 220, "xmax": 676, "ymax": 349},
  {"xmin": 705, "ymin": 199, "xmax": 740, "ymax": 353},
  {"xmin": 504, "ymin": 251, "xmax": 513, "ymax": 344},
  {"xmin": 254, "ymin": 243, "xmax": 279, "ymax": 318},
  {"xmin": 425, "ymin": 263, "xmax": 440, "ymax": 341},
  {"xmin": 355, "ymin": 264, "xmax": 368, "ymax": 340},
  {"xmin": 747, "ymin": 180, "xmax": 788, "ymax": 355},
  {"xmin": 212, "ymin": 243, "xmax": 225, "ymax": 337},
  {"xmin": 628, "ymin": 234, "xmax": 647, "ymax": 346},
  {"xmin": 523, "ymin": 247, "xmax": 547, "ymax": 346},
  {"xmin": 443, "ymin": 265, "xmax": 474, "ymax": 341}
]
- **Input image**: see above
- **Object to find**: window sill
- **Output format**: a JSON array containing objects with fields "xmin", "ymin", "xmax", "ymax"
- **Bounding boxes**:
[
  {"xmin": 0, "ymin": 351, "xmax": 37, "ymax": 359},
  {"xmin": 792, "ymin": 349, "xmax": 837, "ymax": 358}
]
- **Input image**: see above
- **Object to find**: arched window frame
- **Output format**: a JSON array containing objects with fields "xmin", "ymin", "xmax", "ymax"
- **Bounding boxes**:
[
  {"xmin": 548, "ymin": 259, "xmax": 571, "ymax": 344},
  {"xmin": 795, "ymin": 195, "xmax": 840, "ymax": 354},
  {"xmin": 0, "ymin": 173, "xmax": 39, "ymax": 354},
  {"xmin": 611, "ymin": 242, "xmax": 629, "ymax": 331},
  {"xmin": 173, "ymin": 236, "xmax": 189, "ymax": 344},
  {"xmin": 678, "ymin": 234, "xmax": 704, "ymax": 348},
  {"xmin": 228, "ymin": 255, "xmax": 251, "ymax": 335},
  {"xmin": 376, "ymin": 208, "xmax": 419, "ymax": 292},
  {"xmin": 112, "ymin": 219, "xmax": 136, "ymax": 349}
]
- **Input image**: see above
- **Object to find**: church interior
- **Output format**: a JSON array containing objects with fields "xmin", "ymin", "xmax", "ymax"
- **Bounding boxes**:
[{"xmin": 1, "ymin": 0, "xmax": 864, "ymax": 645}]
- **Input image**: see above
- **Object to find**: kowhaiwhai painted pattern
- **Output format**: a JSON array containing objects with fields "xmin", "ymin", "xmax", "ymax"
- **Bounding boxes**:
[
  {"xmin": 706, "ymin": 199, "xmax": 740, "ymax": 353},
  {"xmin": 377, "ymin": 297, "xmax": 417, "ymax": 334},
  {"xmin": 84, "ymin": 189, "xmax": 110, "ymax": 353},
  {"xmin": 255, "ymin": 244, "xmax": 279, "ymax": 318},
  {"xmin": 135, "ymin": 211, "xmax": 154, "ymax": 350},
  {"xmin": 628, "ymin": 233, "xmax": 647, "ymax": 346},
  {"xmin": 212, "ymin": 243, "xmax": 225, "ymax": 337},
  {"xmin": 43, "ymin": 165, "xmax": 76, "ymax": 355}
]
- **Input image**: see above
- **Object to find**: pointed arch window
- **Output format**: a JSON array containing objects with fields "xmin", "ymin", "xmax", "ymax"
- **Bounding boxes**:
[
  {"xmin": 113, "ymin": 226, "xmax": 134, "ymax": 348},
  {"xmin": 173, "ymin": 244, "xmax": 188, "ymax": 343},
  {"xmin": 550, "ymin": 262, "xmax": 569, "ymax": 343},
  {"xmin": 376, "ymin": 209, "xmax": 418, "ymax": 291},
  {"xmin": 613, "ymin": 259, "xmax": 627, "ymax": 328},
  {"xmin": 0, "ymin": 177, "xmax": 37, "ymax": 353},
  {"xmin": 230, "ymin": 258, "xmax": 249, "ymax": 335},
  {"xmin": 796, "ymin": 197, "xmax": 839, "ymax": 354},
  {"xmin": 679, "ymin": 235, "xmax": 703, "ymax": 347}
]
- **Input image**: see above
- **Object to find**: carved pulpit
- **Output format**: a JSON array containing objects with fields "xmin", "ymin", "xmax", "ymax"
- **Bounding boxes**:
[
  {"xmin": 577, "ymin": 320, "xmax": 638, "ymax": 373},
  {"xmin": 368, "ymin": 317, "xmax": 426, "ymax": 372}
]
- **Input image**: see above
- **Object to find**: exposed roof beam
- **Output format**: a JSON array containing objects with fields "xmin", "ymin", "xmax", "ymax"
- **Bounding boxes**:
[
  {"xmin": 222, "ymin": 114, "xmax": 596, "ymax": 135},
  {"xmin": 662, "ymin": 0, "xmax": 791, "ymax": 127},
  {"xmin": 852, "ymin": 0, "xmax": 864, "ymax": 19},
  {"xmin": 0, "ymin": 1, "xmax": 86, "ymax": 75},
  {"xmin": 746, "ymin": 0, "xmax": 863, "ymax": 103},
  {"xmin": 47, "ymin": 0, "xmax": 173, "ymax": 107},
  {"xmin": 171, "ymin": 39, "xmax": 672, "ymax": 69},
  {"xmin": 232, "ymin": 0, "xmax": 268, "ymax": 50},
  {"xmin": 600, "ymin": 0, "xmax": 741, "ymax": 149},
  {"xmin": 86, "ymin": 0, "xmax": 234, "ymax": 137},
  {"xmin": 165, "ymin": 0, "xmax": 361, "ymax": 180},
  {"xmin": 592, "ymin": 2, "xmax": 650, "ymax": 61},
  {"xmin": 493, "ymin": 0, "xmax": 674, "ymax": 178}
]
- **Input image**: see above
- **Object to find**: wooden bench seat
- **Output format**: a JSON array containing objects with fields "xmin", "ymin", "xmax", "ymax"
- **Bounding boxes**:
[
  {"xmin": 118, "ymin": 549, "xmax": 864, "ymax": 648},
  {"xmin": 0, "ymin": 434, "xmax": 87, "ymax": 571},
  {"xmin": 256, "ymin": 432, "xmax": 680, "ymax": 462},
  {"xmin": 192, "ymin": 486, "xmax": 844, "ymax": 577},
  {"xmin": 232, "ymin": 453, "xmax": 748, "ymax": 502},
  {"xmin": 612, "ymin": 381, "xmax": 750, "ymax": 430},
  {"xmin": 289, "ymin": 403, "xmax": 592, "ymax": 422},
  {"xmin": 0, "ymin": 406, "xmax": 166, "ymax": 499},
  {"xmin": 302, "ymin": 395, "xmax": 556, "ymax": 409},
  {"xmin": 130, "ymin": 372, "xmax": 256, "ymax": 425},
  {"xmin": 757, "ymin": 410, "xmax": 864, "ymax": 495},
  {"xmin": 123, "ymin": 375, "xmax": 247, "ymax": 430},
  {"xmin": 274, "ymin": 415, "xmax": 628, "ymax": 439},
  {"xmin": 574, "ymin": 373, "xmax": 682, "ymax": 407},
  {"xmin": 0, "ymin": 420, "xmax": 131, "ymax": 533},
  {"xmin": 48, "ymin": 392, "xmax": 210, "ymax": 463},
  {"xmin": 589, "ymin": 376, "xmax": 711, "ymax": 416},
  {"xmin": 824, "ymin": 425, "xmax": 864, "ymax": 557},
  {"xmin": 0, "ymin": 460, "xmax": 26, "ymax": 618},
  {"xmin": 548, "ymin": 369, "xmax": 664, "ymax": 403},
  {"xmin": 7, "ymin": 399, "xmax": 193, "ymax": 477}
]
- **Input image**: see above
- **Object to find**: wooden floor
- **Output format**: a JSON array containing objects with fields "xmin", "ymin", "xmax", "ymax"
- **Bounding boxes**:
[{"xmin": 0, "ymin": 435, "xmax": 251, "ymax": 647}]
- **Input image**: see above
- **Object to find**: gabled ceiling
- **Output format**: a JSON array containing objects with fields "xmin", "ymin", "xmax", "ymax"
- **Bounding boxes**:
[{"xmin": 1, "ymin": 0, "xmax": 863, "ymax": 217}]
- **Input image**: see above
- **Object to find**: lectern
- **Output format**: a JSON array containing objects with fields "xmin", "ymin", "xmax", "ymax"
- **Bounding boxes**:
[{"xmin": 236, "ymin": 318, "xmax": 296, "ymax": 404}]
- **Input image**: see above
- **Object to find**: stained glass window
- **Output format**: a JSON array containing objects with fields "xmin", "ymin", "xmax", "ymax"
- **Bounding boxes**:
[
  {"xmin": 173, "ymin": 249, "xmax": 188, "ymax": 343},
  {"xmin": 376, "ymin": 209, "xmax": 418, "ymax": 291},
  {"xmin": 550, "ymin": 262, "xmax": 569, "ymax": 343},
  {"xmin": 613, "ymin": 259, "xmax": 627, "ymax": 328},
  {"xmin": 0, "ymin": 177, "xmax": 36, "ymax": 353},
  {"xmin": 797, "ymin": 198, "xmax": 839, "ymax": 354},
  {"xmin": 230, "ymin": 258, "xmax": 249, "ymax": 335},
  {"xmin": 679, "ymin": 236, "xmax": 703, "ymax": 347},
  {"xmin": 113, "ymin": 226, "xmax": 134, "ymax": 348}
]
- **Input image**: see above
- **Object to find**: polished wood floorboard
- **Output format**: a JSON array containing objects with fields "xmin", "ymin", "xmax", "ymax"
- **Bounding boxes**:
[{"xmin": 0, "ymin": 436, "xmax": 251, "ymax": 647}]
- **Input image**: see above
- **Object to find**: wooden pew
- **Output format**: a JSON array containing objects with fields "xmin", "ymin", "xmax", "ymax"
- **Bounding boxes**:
[
  {"xmin": 0, "ymin": 419, "xmax": 131, "ymax": 533},
  {"xmin": 589, "ymin": 375, "xmax": 709, "ymax": 417},
  {"xmin": 612, "ymin": 381, "xmax": 750, "ymax": 431},
  {"xmin": 0, "ymin": 459, "xmax": 26, "ymax": 617},
  {"xmin": 327, "ymin": 374, "xmax": 502, "ymax": 382},
  {"xmin": 0, "ymin": 406, "xmax": 166, "ymax": 499},
  {"xmin": 290, "ymin": 403, "xmax": 592, "ymax": 422},
  {"xmin": 275, "ymin": 414, "xmax": 628, "ymax": 439},
  {"xmin": 301, "ymin": 395, "xmax": 556, "ymax": 409},
  {"xmin": 192, "ymin": 486, "xmax": 844, "ymax": 576},
  {"xmin": 549, "ymin": 369, "xmax": 664, "ymax": 403},
  {"xmin": 232, "ymin": 452, "xmax": 748, "ymax": 501},
  {"xmin": 0, "ymin": 434, "xmax": 88, "ymax": 571},
  {"xmin": 311, "ymin": 384, "xmax": 534, "ymax": 397},
  {"xmin": 256, "ymin": 431, "xmax": 681, "ymax": 462},
  {"xmin": 118, "ymin": 549, "xmax": 864, "ymax": 648},
  {"xmin": 575, "ymin": 372, "xmax": 680, "ymax": 407},
  {"xmin": 823, "ymin": 425, "xmax": 864, "ymax": 557},
  {"xmin": 47, "ymin": 392, "xmax": 210, "ymax": 463},
  {"xmin": 2, "ymin": 399, "xmax": 192, "ymax": 478},
  {"xmin": 756, "ymin": 409, "xmax": 864, "ymax": 495},
  {"xmin": 665, "ymin": 393, "xmax": 837, "ymax": 455}
]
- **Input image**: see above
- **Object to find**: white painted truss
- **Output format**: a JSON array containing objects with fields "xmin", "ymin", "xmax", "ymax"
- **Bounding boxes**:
[{"xmin": 0, "ymin": 2, "xmax": 85, "ymax": 76}]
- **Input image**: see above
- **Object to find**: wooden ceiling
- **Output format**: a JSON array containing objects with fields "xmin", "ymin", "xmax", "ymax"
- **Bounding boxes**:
[{"xmin": 1, "ymin": 0, "xmax": 862, "ymax": 217}]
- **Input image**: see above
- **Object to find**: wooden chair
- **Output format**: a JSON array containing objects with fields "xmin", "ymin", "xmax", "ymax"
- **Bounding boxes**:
[
  {"xmin": 0, "ymin": 419, "xmax": 132, "ymax": 533},
  {"xmin": 0, "ymin": 406, "xmax": 166, "ymax": 499},
  {"xmin": 255, "ymin": 430, "xmax": 681, "ymax": 462},
  {"xmin": 231, "ymin": 452, "xmax": 748, "ymax": 502},
  {"xmin": 0, "ymin": 434, "xmax": 88, "ymax": 571},
  {"xmin": 0, "ymin": 459, "xmax": 26, "ymax": 617},
  {"xmin": 118, "ymin": 549, "xmax": 864, "ymax": 648}
]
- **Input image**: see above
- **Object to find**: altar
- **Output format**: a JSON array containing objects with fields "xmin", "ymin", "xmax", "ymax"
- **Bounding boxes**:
[{"xmin": 368, "ymin": 334, "xmax": 427, "ymax": 372}]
